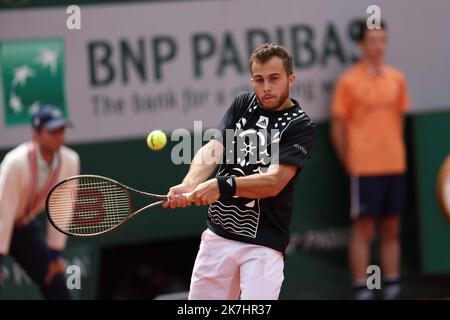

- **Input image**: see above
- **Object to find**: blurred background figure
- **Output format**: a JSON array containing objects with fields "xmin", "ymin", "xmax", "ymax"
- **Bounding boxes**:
[
  {"xmin": 0, "ymin": 106, "xmax": 80, "ymax": 299},
  {"xmin": 331, "ymin": 20, "xmax": 410, "ymax": 300}
]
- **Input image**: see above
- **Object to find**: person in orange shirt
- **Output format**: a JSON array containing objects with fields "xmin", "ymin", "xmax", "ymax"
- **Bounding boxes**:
[{"xmin": 331, "ymin": 20, "xmax": 410, "ymax": 300}]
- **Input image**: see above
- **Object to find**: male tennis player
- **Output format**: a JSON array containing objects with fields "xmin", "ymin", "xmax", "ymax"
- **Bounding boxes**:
[
  {"xmin": 163, "ymin": 43, "xmax": 316, "ymax": 299},
  {"xmin": 331, "ymin": 21, "xmax": 410, "ymax": 300},
  {"xmin": 0, "ymin": 106, "xmax": 80, "ymax": 299}
]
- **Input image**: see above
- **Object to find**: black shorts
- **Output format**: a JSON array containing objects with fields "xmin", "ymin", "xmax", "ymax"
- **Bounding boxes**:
[{"xmin": 350, "ymin": 174, "xmax": 405, "ymax": 220}]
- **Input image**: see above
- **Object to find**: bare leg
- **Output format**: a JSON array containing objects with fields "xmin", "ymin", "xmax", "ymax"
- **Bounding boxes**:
[
  {"xmin": 349, "ymin": 216, "xmax": 375, "ymax": 299},
  {"xmin": 380, "ymin": 216, "xmax": 401, "ymax": 299}
]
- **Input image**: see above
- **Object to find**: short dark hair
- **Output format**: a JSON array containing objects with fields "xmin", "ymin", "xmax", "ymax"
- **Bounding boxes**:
[
  {"xmin": 249, "ymin": 43, "xmax": 293, "ymax": 76},
  {"xmin": 357, "ymin": 19, "xmax": 387, "ymax": 42}
]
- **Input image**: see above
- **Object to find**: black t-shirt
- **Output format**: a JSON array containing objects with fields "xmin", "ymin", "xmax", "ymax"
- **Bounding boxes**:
[{"xmin": 207, "ymin": 91, "xmax": 316, "ymax": 253}]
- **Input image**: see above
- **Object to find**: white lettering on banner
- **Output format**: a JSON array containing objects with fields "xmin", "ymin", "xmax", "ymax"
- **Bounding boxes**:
[
  {"xmin": 13, "ymin": 263, "xmax": 32, "ymax": 286},
  {"xmin": 286, "ymin": 228, "xmax": 350, "ymax": 252},
  {"xmin": 0, "ymin": 0, "xmax": 450, "ymax": 148}
]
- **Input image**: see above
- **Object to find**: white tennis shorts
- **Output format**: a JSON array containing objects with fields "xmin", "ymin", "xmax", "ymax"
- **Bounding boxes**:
[{"xmin": 188, "ymin": 228, "xmax": 284, "ymax": 300}]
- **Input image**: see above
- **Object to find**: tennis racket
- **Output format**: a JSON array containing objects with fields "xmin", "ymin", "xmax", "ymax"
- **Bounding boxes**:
[{"xmin": 46, "ymin": 174, "xmax": 184, "ymax": 237}]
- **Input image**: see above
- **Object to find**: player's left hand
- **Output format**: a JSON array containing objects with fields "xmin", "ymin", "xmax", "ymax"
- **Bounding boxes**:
[
  {"xmin": 187, "ymin": 178, "xmax": 220, "ymax": 206},
  {"xmin": 163, "ymin": 182, "xmax": 196, "ymax": 209},
  {"xmin": 44, "ymin": 258, "xmax": 65, "ymax": 285}
]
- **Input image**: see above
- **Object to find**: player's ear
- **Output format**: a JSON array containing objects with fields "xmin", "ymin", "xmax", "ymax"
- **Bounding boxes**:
[{"xmin": 288, "ymin": 73, "xmax": 296, "ymax": 86}]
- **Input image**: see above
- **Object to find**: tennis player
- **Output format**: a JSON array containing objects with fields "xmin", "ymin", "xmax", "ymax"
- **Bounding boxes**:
[
  {"xmin": 0, "ymin": 106, "xmax": 80, "ymax": 299},
  {"xmin": 163, "ymin": 43, "xmax": 316, "ymax": 300}
]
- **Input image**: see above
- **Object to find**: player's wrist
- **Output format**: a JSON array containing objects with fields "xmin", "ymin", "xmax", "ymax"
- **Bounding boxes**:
[
  {"xmin": 47, "ymin": 248, "xmax": 62, "ymax": 261},
  {"xmin": 216, "ymin": 176, "xmax": 236, "ymax": 196}
]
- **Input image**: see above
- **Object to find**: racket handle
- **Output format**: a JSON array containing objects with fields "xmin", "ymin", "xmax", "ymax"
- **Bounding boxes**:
[
  {"xmin": 165, "ymin": 192, "xmax": 194, "ymax": 203},
  {"xmin": 183, "ymin": 192, "xmax": 194, "ymax": 203}
]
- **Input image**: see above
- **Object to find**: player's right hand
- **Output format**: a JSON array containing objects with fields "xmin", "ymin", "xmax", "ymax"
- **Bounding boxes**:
[{"xmin": 163, "ymin": 182, "xmax": 195, "ymax": 209}]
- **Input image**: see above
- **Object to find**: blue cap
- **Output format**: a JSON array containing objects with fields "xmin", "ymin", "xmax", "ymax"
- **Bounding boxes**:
[{"xmin": 31, "ymin": 105, "xmax": 71, "ymax": 130}]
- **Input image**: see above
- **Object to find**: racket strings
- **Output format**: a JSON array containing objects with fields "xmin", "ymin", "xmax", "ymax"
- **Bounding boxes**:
[{"xmin": 48, "ymin": 177, "xmax": 131, "ymax": 235}]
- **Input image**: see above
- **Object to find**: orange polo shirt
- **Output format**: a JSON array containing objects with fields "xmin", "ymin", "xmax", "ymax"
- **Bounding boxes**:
[{"xmin": 331, "ymin": 61, "xmax": 410, "ymax": 176}]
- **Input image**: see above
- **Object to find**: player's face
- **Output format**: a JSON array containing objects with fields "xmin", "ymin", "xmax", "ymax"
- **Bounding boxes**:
[
  {"xmin": 34, "ymin": 126, "xmax": 66, "ymax": 152},
  {"xmin": 359, "ymin": 29, "xmax": 387, "ymax": 63},
  {"xmin": 251, "ymin": 57, "xmax": 296, "ymax": 111}
]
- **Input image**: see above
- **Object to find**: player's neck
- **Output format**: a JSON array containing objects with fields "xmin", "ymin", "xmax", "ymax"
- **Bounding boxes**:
[
  {"xmin": 362, "ymin": 57, "xmax": 384, "ymax": 68},
  {"xmin": 275, "ymin": 97, "xmax": 294, "ymax": 111},
  {"xmin": 37, "ymin": 144, "xmax": 54, "ymax": 165}
]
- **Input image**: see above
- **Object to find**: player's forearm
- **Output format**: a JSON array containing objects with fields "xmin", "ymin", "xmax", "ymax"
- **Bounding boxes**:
[
  {"xmin": 331, "ymin": 118, "xmax": 347, "ymax": 165},
  {"xmin": 182, "ymin": 140, "xmax": 223, "ymax": 187},
  {"xmin": 234, "ymin": 172, "xmax": 284, "ymax": 199},
  {"xmin": 335, "ymin": 139, "xmax": 347, "ymax": 164},
  {"xmin": 182, "ymin": 165, "xmax": 215, "ymax": 188},
  {"xmin": 0, "ymin": 212, "xmax": 15, "ymax": 256}
]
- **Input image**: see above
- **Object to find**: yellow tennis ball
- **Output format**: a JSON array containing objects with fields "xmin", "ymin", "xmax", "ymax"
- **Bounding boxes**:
[{"xmin": 147, "ymin": 130, "xmax": 167, "ymax": 151}]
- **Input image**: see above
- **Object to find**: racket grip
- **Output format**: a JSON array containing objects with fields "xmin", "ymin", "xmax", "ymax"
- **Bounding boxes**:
[
  {"xmin": 182, "ymin": 192, "xmax": 193, "ymax": 203},
  {"xmin": 165, "ymin": 192, "xmax": 194, "ymax": 203},
  {"xmin": 164, "ymin": 192, "xmax": 191, "ymax": 200}
]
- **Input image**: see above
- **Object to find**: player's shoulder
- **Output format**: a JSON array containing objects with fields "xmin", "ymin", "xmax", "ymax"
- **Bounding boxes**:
[
  {"xmin": 1, "ymin": 142, "xmax": 29, "ymax": 168},
  {"xmin": 60, "ymin": 145, "xmax": 80, "ymax": 164},
  {"xmin": 285, "ymin": 105, "xmax": 316, "ymax": 137},
  {"xmin": 0, "ymin": 143, "xmax": 29, "ymax": 180},
  {"xmin": 290, "ymin": 101, "xmax": 314, "ymax": 125}
]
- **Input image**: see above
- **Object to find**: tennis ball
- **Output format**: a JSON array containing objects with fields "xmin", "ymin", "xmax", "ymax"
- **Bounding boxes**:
[{"xmin": 147, "ymin": 130, "xmax": 167, "ymax": 151}]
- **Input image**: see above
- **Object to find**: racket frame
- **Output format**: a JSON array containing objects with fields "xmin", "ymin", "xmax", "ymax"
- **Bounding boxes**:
[{"xmin": 46, "ymin": 174, "xmax": 167, "ymax": 237}]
